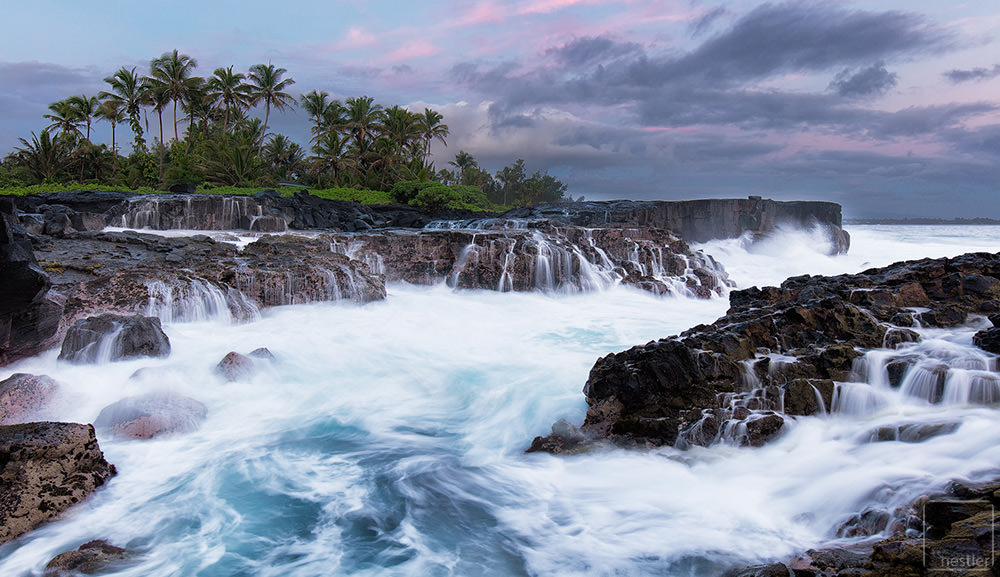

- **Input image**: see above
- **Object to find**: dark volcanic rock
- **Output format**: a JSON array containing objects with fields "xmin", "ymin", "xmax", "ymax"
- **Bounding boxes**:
[
  {"xmin": 31, "ymin": 230, "xmax": 386, "ymax": 324},
  {"xmin": 44, "ymin": 539, "xmax": 131, "ymax": 576},
  {"xmin": 535, "ymin": 251, "xmax": 1000, "ymax": 452},
  {"xmin": 0, "ymin": 197, "xmax": 65, "ymax": 366},
  {"xmin": 94, "ymin": 392, "xmax": 207, "ymax": 440},
  {"xmin": 0, "ymin": 422, "xmax": 116, "ymax": 544},
  {"xmin": 973, "ymin": 326, "xmax": 1000, "ymax": 354},
  {"xmin": 505, "ymin": 197, "xmax": 849, "ymax": 254},
  {"xmin": 327, "ymin": 222, "xmax": 731, "ymax": 297},
  {"xmin": 58, "ymin": 313, "xmax": 170, "ymax": 363},
  {"xmin": 0, "ymin": 373, "xmax": 59, "ymax": 424}
]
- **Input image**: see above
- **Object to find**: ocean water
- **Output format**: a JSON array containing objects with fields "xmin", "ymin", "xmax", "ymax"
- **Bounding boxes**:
[{"xmin": 1, "ymin": 225, "xmax": 999, "ymax": 576}]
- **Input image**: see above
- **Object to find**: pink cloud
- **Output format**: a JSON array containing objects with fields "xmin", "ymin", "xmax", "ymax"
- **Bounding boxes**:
[
  {"xmin": 384, "ymin": 40, "xmax": 441, "ymax": 64},
  {"xmin": 459, "ymin": 2, "xmax": 510, "ymax": 25},
  {"xmin": 517, "ymin": 0, "xmax": 586, "ymax": 16},
  {"xmin": 346, "ymin": 28, "xmax": 377, "ymax": 47}
]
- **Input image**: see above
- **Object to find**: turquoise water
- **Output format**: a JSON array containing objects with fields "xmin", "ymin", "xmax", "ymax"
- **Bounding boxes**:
[{"xmin": 0, "ymin": 225, "xmax": 999, "ymax": 576}]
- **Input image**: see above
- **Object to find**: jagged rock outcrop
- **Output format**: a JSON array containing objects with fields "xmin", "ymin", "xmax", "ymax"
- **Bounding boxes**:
[
  {"xmin": 31, "ymin": 230, "xmax": 386, "ymax": 325},
  {"xmin": 739, "ymin": 480, "xmax": 1000, "ymax": 577},
  {"xmin": 505, "ymin": 197, "xmax": 850, "ymax": 254},
  {"xmin": 94, "ymin": 392, "xmax": 207, "ymax": 439},
  {"xmin": 531, "ymin": 252, "xmax": 1000, "ymax": 452},
  {"xmin": 0, "ymin": 422, "xmax": 116, "ymax": 544},
  {"xmin": 330, "ymin": 220, "xmax": 731, "ymax": 296},
  {"xmin": 0, "ymin": 373, "xmax": 59, "ymax": 424},
  {"xmin": 0, "ymin": 198, "xmax": 65, "ymax": 366},
  {"xmin": 58, "ymin": 313, "xmax": 171, "ymax": 363},
  {"xmin": 44, "ymin": 539, "xmax": 131, "ymax": 576}
]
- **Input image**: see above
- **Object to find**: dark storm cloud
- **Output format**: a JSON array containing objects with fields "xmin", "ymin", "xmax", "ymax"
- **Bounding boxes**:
[
  {"xmin": 453, "ymin": 3, "xmax": 951, "ymax": 122},
  {"xmin": 0, "ymin": 61, "xmax": 96, "ymax": 88},
  {"xmin": 545, "ymin": 36, "xmax": 642, "ymax": 67},
  {"xmin": 828, "ymin": 62, "xmax": 898, "ymax": 97},
  {"xmin": 618, "ymin": 2, "xmax": 947, "ymax": 88},
  {"xmin": 871, "ymin": 103, "xmax": 997, "ymax": 139},
  {"xmin": 944, "ymin": 64, "xmax": 1000, "ymax": 83},
  {"xmin": 689, "ymin": 7, "xmax": 728, "ymax": 37}
]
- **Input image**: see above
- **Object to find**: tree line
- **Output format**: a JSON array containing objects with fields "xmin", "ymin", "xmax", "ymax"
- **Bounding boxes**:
[{"xmin": 0, "ymin": 49, "xmax": 568, "ymax": 208}]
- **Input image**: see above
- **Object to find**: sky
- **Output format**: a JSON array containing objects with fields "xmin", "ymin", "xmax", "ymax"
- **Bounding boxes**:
[{"xmin": 1, "ymin": 0, "xmax": 998, "ymax": 218}]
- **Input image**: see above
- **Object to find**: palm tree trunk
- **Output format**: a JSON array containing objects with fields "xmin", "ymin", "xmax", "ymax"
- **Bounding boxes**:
[
  {"xmin": 111, "ymin": 122, "xmax": 117, "ymax": 158},
  {"xmin": 259, "ymin": 102, "xmax": 271, "ymax": 156},
  {"xmin": 173, "ymin": 99, "xmax": 179, "ymax": 142}
]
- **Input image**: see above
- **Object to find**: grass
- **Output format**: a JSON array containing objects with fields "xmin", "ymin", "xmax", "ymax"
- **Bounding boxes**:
[{"xmin": 0, "ymin": 183, "xmax": 395, "ymax": 205}]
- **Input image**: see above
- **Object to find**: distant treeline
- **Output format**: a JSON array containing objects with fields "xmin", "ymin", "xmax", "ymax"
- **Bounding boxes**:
[{"xmin": 846, "ymin": 217, "xmax": 1000, "ymax": 225}]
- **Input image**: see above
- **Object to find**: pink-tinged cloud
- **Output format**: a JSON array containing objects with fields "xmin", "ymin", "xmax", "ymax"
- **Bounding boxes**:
[
  {"xmin": 346, "ymin": 28, "xmax": 377, "ymax": 47},
  {"xmin": 384, "ymin": 41, "xmax": 441, "ymax": 64},
  {"xmin": 459, "ymin": 2, "xmax": 510, "ymax": 25},
  {"xmin": 517, "ymin": 0, "xmax": 587, "ymax": 16}
]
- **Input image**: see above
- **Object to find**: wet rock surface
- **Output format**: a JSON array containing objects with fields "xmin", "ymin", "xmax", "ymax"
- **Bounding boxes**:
[
  {"xmin": 0, "ymin": 373, "xmax": 59, "ymax": 424},
  {"xmin": 0, "ymin": 198, "xmax": 65, "ymax": 365},
  {"xmin": 94, "ymin": 392, "xmax": 207, "ymax": 440},
  {"xmin": 216, "ymin": 351, "xmax": 256, "ymax": 382},
  {"xmin": 44, "ymin": 539, "xmax": 131, "ymax": 576},
  {"xmin": 0, "ymin": 422, "xmax": 116, "ymax": 544},
  {"xmin": 505, "ymin": 197, "xmax": 850, "ymax": 253},
  {"xmin": 763, "ymin": 481, "xmax": 1000, "ymax": 576},
  {"xmin": 58, "ymin": 313, "xmax": 170, "ymax": 363},
  {"xmin": 530, "ymin": 252, "xmax": 1000, "ymax": 452},
  {"xmin": 329, "ymin": 220, "xmax": 731, "ymax": 296},
  {"xmin": 30, "ymin": 230, "xmax": 386, "ymax": 326}
]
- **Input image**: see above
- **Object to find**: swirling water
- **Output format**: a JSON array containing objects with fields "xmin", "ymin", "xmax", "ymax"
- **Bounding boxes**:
[{"xmin": 1, "ymin": 225, "xmax": 1000, "ymax": 576}]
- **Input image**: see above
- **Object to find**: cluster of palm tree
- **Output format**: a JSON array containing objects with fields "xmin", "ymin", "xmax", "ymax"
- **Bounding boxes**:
[
  {"xmin": 443, "ymin": 152, "xmax": 568, "ymax": 207},
  {"xmin": 4, "ymin": 49, "xmax": 453, "ymax": 191},
  {"xmin": 301, "ymin": 91, "xmax": 449, "ymax": 190}
]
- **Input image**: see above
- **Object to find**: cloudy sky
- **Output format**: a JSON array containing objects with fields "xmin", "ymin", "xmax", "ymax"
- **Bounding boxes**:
[{"xmin": 2, "ymin": 0, "xmax": 998, "ymax": 218}]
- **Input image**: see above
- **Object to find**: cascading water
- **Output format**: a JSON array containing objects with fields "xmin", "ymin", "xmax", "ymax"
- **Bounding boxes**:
[{"xmin": 2, "ymin": 225, "xmax": 1000, "ymax": 576}]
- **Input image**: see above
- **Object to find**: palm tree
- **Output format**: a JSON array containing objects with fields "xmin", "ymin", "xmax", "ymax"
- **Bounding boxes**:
[
  {"xmin": 247, "ymin": 63, "xmax": 296, "ymax": 153},
  {"xmin": 300, "ymin": 90, "xmax": 330, "ymax": 127},
  {"xmin": 449, "ymin": 150, "xmax": 477, "ymax": 182},
  {"xmin": 345, "ymin": 96, "xmax": 382, "ymax": 150},
  {"xmin": 205, "ymin": 66, "xmax": 251, "ymax": 131},
  {"xmin": 96, "ymin": 100, "xmax": 126, "ymax": 157},
  {"xmin": 150, "ymin": 49, "xmax": 199, "ymax": 141},
  {"xmin": 141, "ymin": 78, "xmax": 170, "ymax": 148},
  {"xmin": 383, "ymin": 106, "xmax": 421, "ymax": 155},
  {"xmin": 417, "ymin": 108, "xmax": 449, "ymax": 165},
  {"xmin": 43, "ymin": 99, "xmax": 83, "ymax": 138},
  {"xmin": 309, "ymin": 131, "xmax": 351, "ymax": 187},
  {"xmin": 67, "ymin": 94, "xmax": 100, "ymax": 141},
  {"xmin": 13, "ymin": 131, "xmax": 73, "ymax": 183},
  {"xmin": 262, "ymin": 134, "xmax": 305, "ymax": 182},
  {"xmin": 101, "ymin": 66, "xmax": 146, "ymax": 151}
]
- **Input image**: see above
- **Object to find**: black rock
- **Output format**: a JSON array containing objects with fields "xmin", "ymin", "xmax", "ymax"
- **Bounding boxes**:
[
  {"xmin": 59, "ymin": 314, "xmax": 171, "ymax": 363},
  {"xmin": 973, "ymin": 327, "xmax": 1000, "ymax": 354}
]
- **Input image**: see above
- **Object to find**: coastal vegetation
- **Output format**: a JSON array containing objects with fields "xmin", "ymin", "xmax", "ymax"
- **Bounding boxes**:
[{"xmin": 0, "ymin": 50, "xmax": 568, "ymax": 212}]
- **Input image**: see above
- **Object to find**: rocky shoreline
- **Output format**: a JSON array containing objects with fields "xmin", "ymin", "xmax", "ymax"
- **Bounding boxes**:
[
  {"xmin": 7, "ymin": 189, "xmax": 988, "ymax": 574},
  {"xmin": 530, "ymin": 251, "xmax": 1000, "ymax": 575}
]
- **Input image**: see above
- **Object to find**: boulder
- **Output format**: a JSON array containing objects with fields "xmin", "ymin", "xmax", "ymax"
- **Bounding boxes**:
[
  {"xmin": 94, "ymin": 392, "xmax": 207, "ymax": 440},
  {"xmin": 0, "ymin": 422, "xmax": 116, "ymax": 544},
  {"xmin": 248, "ymin": 347, "xmax": 276, "ymax": 360},
  {"xmin": 216, "ymin": 351, "xmax": 255, "ymax": 381},
  {"xmin": 58, "ymin": 314, "xmax": 170, "ymax": 363},
  {"xmin": 44, "ymin": 539, "xmax": 130, "ymax": 576},
  {"xmin": 973, "ymin": 327, "xmax": 1000, "ymax": 354},
  {"xmin": 0, "ymin": 373, "xmax": 59, "ymax": 424},
  {"xmin": 0, "ymin": 197, "xmax": 64, "ymax": 365}
]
